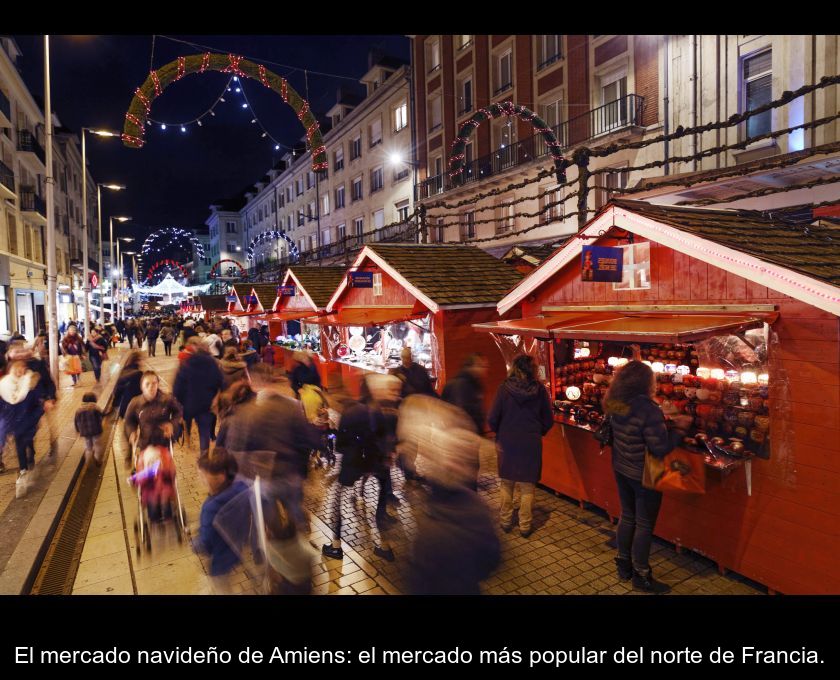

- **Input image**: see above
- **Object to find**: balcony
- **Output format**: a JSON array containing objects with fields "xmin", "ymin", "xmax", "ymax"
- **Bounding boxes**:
[
  {"xmin": 20, "ymin": 186, "xmax": 48, "ymax": 224},
  {"xmin": 0, "ymin": 89, "xmax": 11, "ymax": 127},
  {"xmin": 415, "ymin": 94, "xmax": 644, "ymax": 200},
  {"xmin": 17, "ymin": 129, "xmax": 46, "ymax": 171},
  {"xmin": 0, "ymin": 158, "xmax": 14, "ymax": 200}
]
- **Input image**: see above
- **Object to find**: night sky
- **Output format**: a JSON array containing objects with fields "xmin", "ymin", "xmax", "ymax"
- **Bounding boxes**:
[{"xmin": 12, "ymin": 34, "xmax": 410, "ymax": 260}]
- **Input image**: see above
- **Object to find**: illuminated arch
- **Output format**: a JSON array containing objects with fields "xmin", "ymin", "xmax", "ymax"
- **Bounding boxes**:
[
  {"xmin": 448, "ymin": 101, "xmax": 566, "ymax": 184},
  {"xmin": 122, "ymin": 52, "xmax": 327, "ymax": 171},
  {"xmin": 209, "ymin": 258, "xmax": 247, "ymax": 278},
  {"xmin": 141, "ymin": 228, "xmax": 204, "ymax": 259},
  {"xmin": 145, "ymin": 259, "xmax": 190, "ymax": 282},
  {"xmin": 247, "ymin": 230, "xmax": 299, "ymax": 263}
]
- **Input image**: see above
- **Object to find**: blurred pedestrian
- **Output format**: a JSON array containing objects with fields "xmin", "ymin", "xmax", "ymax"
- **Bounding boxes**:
[
  {"xmin": 86, "ymin": 327, "xmax": 109, "ymax": 383},
  {"xmin": 290, "ymin": 350, "xmax": 321, "ymax": 397},
  {"xmin": 442, "ymin": 353, "xmax": 489, "ymax": 489},
  {"xmin": 60, "ymin": 324, "xmax": 86, "ymax": 386},
  {"xmin": 124, "ymin": 371, "xmax": 184, "ymax": 455},
  {"xmin": 159, "ymin": 323, "xmax": 175, "ymax": 356},
  {"xmin": 219, "ymin": 346, "xmax": 250, "ymax": 391},
  {"xmin": 145, "ymin": 320, "xmax": 160, "ymax": 357},
  {"xmin": 174, "ymin": 342, "xmax": 224, "ymax": 457},
  {"xmin": 488, "ymin": 354, "xmax": 553, "ymax": 539},
  {"xmin": 391, "ymin": 347, "xmax": 434, "ymax": 483},
  {"xmin": 0, "ymin": 359, "xmax": 44, "ymax": 497},
  {"xmin": 74, "ymin": 392, "xmax": 104, "ymax": 465}
]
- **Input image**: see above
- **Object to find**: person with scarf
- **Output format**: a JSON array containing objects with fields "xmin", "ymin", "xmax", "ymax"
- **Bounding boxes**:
[
  {"xmin": 61, "ymin": 324, "xmax": 86, "ymax": 386},
  {"xmin": 0, "ymin": 360, "xmax": 44, "ymax": 497}
]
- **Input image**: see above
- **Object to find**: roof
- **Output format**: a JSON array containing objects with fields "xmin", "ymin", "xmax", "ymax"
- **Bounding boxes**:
[
  {"xmin": 363, "ymin": 244, "xmax": 524, "ymax": 307},
  {"xmin": 286, "ymin": 267, "xmax": 347, "ymax": 309},
  {"xmin": 251, "ymin": 283, "xmax": 283, "ymax": 309},
  {"xmin": 198, "ymin": 295, "xmax": 228, "ymax": 311},
  {"xmin": 612, "ymin": 199, "xmax": 840, "ymax": 286}
]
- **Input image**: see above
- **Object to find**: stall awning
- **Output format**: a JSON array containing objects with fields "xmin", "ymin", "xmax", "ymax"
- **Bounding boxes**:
[
  {"xmin": 550, "ymin": 314, "xmax": 768, "ymax": 344},
  {"xmin": 305, "ymin": 307, "xmax": 424, "ymax": 326},
  {"xmin": 473, "ymin": 312, "xmax": 622, "ymax": 338},
  {"xmin": 257, "ymin": 310, "xmax": 319, "ymax": 322}
]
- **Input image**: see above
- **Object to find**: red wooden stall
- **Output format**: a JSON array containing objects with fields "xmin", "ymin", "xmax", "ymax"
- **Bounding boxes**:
[
  {"xmin": 476, "ymin": 200, "xmax": 840, "ymax": 594},
  {"xmin": 316, "ymin": 244, "xmax": 522, "ymax": 407}
]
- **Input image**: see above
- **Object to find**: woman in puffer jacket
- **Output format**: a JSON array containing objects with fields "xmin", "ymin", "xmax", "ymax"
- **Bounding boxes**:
[{"xmin": 603, "ymin": 361, "xmax": 690, "ymax": 594}]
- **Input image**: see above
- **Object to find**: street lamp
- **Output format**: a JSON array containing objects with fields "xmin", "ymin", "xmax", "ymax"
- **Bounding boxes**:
[
  {"xmin": 109, "ymin": 216, "xmax": 131, "ymax": 321},
  {"xmin": 96, "ymin": 184, "xmax": 126, "ymax": 323},
  {"xmin": 117, "ymin": 236, "xmax": 133, "ymax": 319},
  {"xmin": 81, "ymin": 128, "xmax": 121, "ymax": 336}
]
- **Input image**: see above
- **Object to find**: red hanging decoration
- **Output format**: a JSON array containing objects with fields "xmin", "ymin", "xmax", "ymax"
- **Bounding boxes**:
[
  {"xmin": 135, "ymin": 87, "xmax": 152, "ymax": 113},
  {"xmin": 223, "ymin": 53, "xmax": 246, "ymax": 78},
  {"xmin": 280, "ymin": 78, "xmax": 289, "ymax": 103},
  {"xmin": 175, "ymin": 56, "xmax": 186, "ymax": 81},
  {"xmin": 258, "ymin": 64, "xmax": 269, "ymax": 87},
  {"xmin": 199, "ymin": 52, "xmax": 211, "ymax": 73},
  {"xmin": 150, "ymin": 70, "xmax": 162, "ymax": 97},
  {"xmin": 297, "ymin": 101, "xmax": 309, "ymax": 121}
]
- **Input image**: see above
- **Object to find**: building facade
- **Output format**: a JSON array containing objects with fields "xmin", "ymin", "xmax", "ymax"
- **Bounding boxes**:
[{"xmin": 410, "ymin": 35, "xmax": 840, "ymax": 250}]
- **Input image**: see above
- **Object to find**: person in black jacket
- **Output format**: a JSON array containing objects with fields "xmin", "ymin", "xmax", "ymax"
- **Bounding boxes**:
[
  {"xmin": 74, "ymin": 392, "xmax": 104, "ymax": 464},
  {"xmin": 442, "ymin": 353, "xmax": 488, "ymax": 490},
  {"xmin": 173, "ymin": 343, "xmax": 225, "ymax": 457},
  {"xmin": 603, "ymin": 360, "xmax": 691, "ymax": 594},
  {"xmin": 145, "ymin": 320, "xmax": 160, "ymax": 357},
  {"xmin": 290, "ymin": 351, "xmax": 321, "ymax": 397},
  {"xmin": 487, "ymin": 354, "xmax": 553, "ymax": 539}
]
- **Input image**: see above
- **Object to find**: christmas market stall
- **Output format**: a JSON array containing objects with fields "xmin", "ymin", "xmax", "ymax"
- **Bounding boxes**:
[
  {"xmin": 260, "ymin": 266, "xmax": 347, "ymax": 386},
  {"xmin": 223, "ymin": 282, "xmax": 280, "ymax": 335},
  {"xmin": 475, "ymin": 199, "xmax": 840, "ymax": 594},
  {"xmin": 196, "ymin": 294, "xmax": 229, "ymax": 322},
  {"xmin": 312, "ymin": 244, "xmax": 522, "ymax": 401}
]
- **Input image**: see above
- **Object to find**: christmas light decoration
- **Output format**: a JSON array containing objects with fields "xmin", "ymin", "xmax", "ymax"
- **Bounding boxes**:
[
  {"xmin": 245, "ymin": 230, "xmax": 299, "ymax": 262},
  {"xmin": 145, "ymin": 258, "xmax": 191, "ymax": 282},
  {"xmin": 208, "ymin": 259, "xmax": 247, "ymax": 279},
  {"xmin": 122, "ymin": 52, "xmax": 327, "ymax": 171},
  {"xmin": 141, "ymin": 228, "xmax": 205, "ymax": 258}
]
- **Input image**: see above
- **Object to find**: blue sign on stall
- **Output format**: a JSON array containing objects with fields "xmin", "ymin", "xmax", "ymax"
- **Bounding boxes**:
[
  {"xmin": 349, "ymin": 271, "xmax": 374, "ymax": 288},
  {"xmin": 225, "ymin": 295, "xmax": 237, "ymax": 303},
  {"xmin": 278, "ymin": 285, "xmax": 296, "ymax": 296},
  {"xmin": 581, "ymin": 245, "xmax": 623, "ymax": 282}
]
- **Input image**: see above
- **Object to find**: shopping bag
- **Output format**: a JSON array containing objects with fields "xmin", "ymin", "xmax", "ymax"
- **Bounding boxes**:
[
  {"xmin": 58, "ymin": 355, "xmax": 68, "ymax": 372},
  {"xmin": 643, "ymin": 448, "xmax": 706, "ymax": 495}
]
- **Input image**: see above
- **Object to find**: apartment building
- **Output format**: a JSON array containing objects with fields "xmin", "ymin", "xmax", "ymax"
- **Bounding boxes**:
[
  {"xmin": 410, "ymin": 35, "xmax": 840, "ymax": 249},
  {"xmin": 206, "ymin": 195, "xmax": 246, "ymax": 273}
]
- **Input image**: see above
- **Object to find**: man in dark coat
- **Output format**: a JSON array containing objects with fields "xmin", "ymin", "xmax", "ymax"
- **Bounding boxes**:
[
  {"xmin": 391, "ymin": 346, "xmax": 436, "ymax": 398},
  {"xmin": 124, "ymin": 371, "xmax": 184, "ymax": 452},
  {"xmin": 487, "ymin": 355, "xmax": 553, "ymax": 538},
  {"xmin": 145, "ymin": 320, "xmax": 160, "ymax": 357},
  {"xmin": 173, "ymin": 344, "xmax": 224, "ymax": 457}
]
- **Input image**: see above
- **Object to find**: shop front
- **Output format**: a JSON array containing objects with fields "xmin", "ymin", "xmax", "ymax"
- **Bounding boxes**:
[
  {"xmin": 257, "ymin": 266, "xmax": 346, "ymax": 386},
  {"xmin": 316, "ymin": 244, "xmax": 522, "ymax": 403},
  {"xmin": 476, "ymin": 199, "xmax": 840, "ymax": 594},
  {"xmin": 223, "ymin": 283, "xmax": 278, "ymax": 336}
]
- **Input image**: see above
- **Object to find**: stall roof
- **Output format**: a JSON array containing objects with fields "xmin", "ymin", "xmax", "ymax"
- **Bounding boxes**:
[
  {"xmin": 250, "ymin": 283, "xmax": 282, "ymax": 310},
  {"xmin": 284, "ymin": 267, "xmax": 347, "ymax": 310},
  {"xmin": 305, "ymin": 306, "xmax": 424, "ymax": 326},
  {"xmin": 549, "ymin": 314, "xmax": 766, "ymax": 344},
  {"xmin": 258, "ymin": 310, "xmax": 323, "ymax": 322},
  {"xmin": 328, "ymin": 244, "xmax": 523, "ymax": 313},
  {"xmin": 198, "ymin": 295, "xmax": 228, "ymax": 312},
  {"xmin": 498, "ymin": 200, "xmax": 840, "ymax": 317}
]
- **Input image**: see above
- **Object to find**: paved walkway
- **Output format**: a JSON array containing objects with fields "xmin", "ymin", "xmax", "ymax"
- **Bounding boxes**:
[{"xmin": 69, "ymin": 348, "xmax": 765, "ymax": 595}]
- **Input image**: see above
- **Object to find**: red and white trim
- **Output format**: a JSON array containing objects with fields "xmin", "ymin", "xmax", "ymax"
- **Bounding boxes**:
[
  {"xmin": 326, "ymin": 247, "xmax": 439, "ymax": 314},
  {"xmin": 498, "ymin": 205, "xmax": 840, "ymax": 318},
  {"xmin": 280, "ymin": 269, "xmax": 320, "ymax": 313}
]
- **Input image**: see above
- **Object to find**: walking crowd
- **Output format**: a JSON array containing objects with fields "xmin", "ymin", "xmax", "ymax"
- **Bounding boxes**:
[{"xmin": 1, "ymin": 309, "xmax": 691, "ymax": 595}]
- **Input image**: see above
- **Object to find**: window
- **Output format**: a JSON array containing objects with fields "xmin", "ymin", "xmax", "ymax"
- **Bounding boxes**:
[
  {"xmin": 353, "ymin": 217, "xmax": 364, "ymax": 243},
  {"xmin": 494, "ymin": 118, "xmax": 516, "ymax": 170},
  {"xmin": 297, "ymin": 209, "xmax": 305, "ymax": 226},
  {"xmin": 335, "ymin": 184, "xmax": 345, "ymax": 209},
  {"xmin": 373, "ymin": 273, "xmax": 383, "ymax": 297},
  {"xmin": 227, "ymin": 242, "xmax": 236, "ymax": 252},
  {"xmin": 337, "ymin": 223, "xmax": 346, "ymax": 243},
  {"xmin": 226, "ymin": 221, "xmax": 236, "ymax": 233},
  {"xmin": 352, "ymin": 175, "xmax": 363, "ymax": 201},
  {"xmin": 742, "ymin": 49, "xmax": 772, "ymax": 139},
  {"xmin": 334, "ymin": 146, "xmax": 344, "ymax": 172},
  {"xmin": 595, "ymin": 166, "xmax": 629, "ymax": 210},
  {"xmin": 258, "ymin": 207, "xmax": 263, "ymax": 221},
  {"xmin": 428, "ymin": 95, "xmax": 442, "ymax": 132},
  {"xmin": 460, "ymin": 212, "xmax": 476, "ymax": 241},
  {"xmin": 322, "ymin": 228, "xmax": 331, "ymax": 246},
  {"xmin": 279, "ymin": 192, "xmax": 285, "ymax": 209},
  {"xmin": 599, "ymin": 69, "xmax": 628, "ymax": 132},
  {"xmin": 24, "ymin": 225, "xmax": 32, "ymax": 260},
  {"xmin": 306, "ymin": 171, "xmax": 315, "ymax": 190},
  {"xmin": 538, "ymin": 35, "xmax": 562, "ymax": 69},
  {"xmin": 457, "ymin": 75, "xmax": 473, "ymax": 115},
  {"xmin": 295, "ymin": 178, "xmax": 304, "ymax": 196},
  {"xmin": 541, "ymin": 98, "xmax": 563, "ymax": 129},
  {"xmin": 370, "ymin": 166, "xmax": 384, "ymax": 193},
  {"xmin": 286, "ymin": 215, "xmax": 292, "ymax": 230},
  {"xmin": 495, "ymin": 50, "xmax": 512, "ymax": 94},
  {"xmin": 394, "ymin": 101, "xmax": 408, "ymax": 132},
  {"xmin": 369, "ymin": 117, "xmax": 382, "ymax": 147},
  {"xmin": 286, "ymin": 187, "xmax": 292, "ymax": 203},
  {"xmin": 271, "ymin": 199, "xmax": 276, "ymax": 213},
  {"xmin": 322, "ymin": 194, "xmax": 330, "ymax": 215},
  {"xmin": 396, "ymin": 199, "xmax": 410, "ymax": 223},
  {"xmin": 350, "ymin": 135, "xmax": 362, "ymax": 160},
  {"xmin": 431, "ymin": 217, "xmax": 446, "ymax": 244},
  {"xmin": 308, "ymin": 201, "xmax": 316, "ymax": 221},
  {"xmin": 457, "ymin": 35, "xmax": 472, "ymax": 50},
  {"xmin": 495, "ymin": 202, "xmax": 514, "ymax": 234},
  {"xmin": 540, "ymin": 185, "xmax": 564, "ymax": 224},
  {"xmin": 309, "ymin": 235, "xmax": 318, "ymax": 252},
  {"xmin": 426, "ymin": 39, "xmax": 441, "ymax": 73},
  {"xmin": 394, "ymin": 164, "xmax": 410, "ymax": 182}
]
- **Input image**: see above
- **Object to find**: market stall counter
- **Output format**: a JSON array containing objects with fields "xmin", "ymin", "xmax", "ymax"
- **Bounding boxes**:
[
  {"xmin": 317, "ymin": 244, "xmax": 523, "ymax": 404},
  {"xmin": 477, "ymin": 199, "xmax": 840, "ymax": 594}
]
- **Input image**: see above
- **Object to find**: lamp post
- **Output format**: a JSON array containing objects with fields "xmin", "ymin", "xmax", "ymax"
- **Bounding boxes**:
[
  {"xmin": 117, "ymin": 237, "xmax": 134, "ymax": 318},
  {"xmin": 43, "ymin": 36, "xmax": 59, "ymax": 383},
  {"xmin": 123, "ymin": 251, "xmax": 137, "ymax": 315},
  {"xmin": 81, "ymin": 129, "xmax": 120, "ymax": 337},
  {"xmin": 109, "ymin": 216, "xmax": 131, "ymax": 321},
  {"xmin": 96, "ymin": 184, "xmax": 125, "ymax": 323}
]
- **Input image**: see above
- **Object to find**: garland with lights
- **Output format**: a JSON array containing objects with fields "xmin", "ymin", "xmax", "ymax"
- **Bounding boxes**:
[
  {"xmin": 123, "ymin": 53, "xmax": 327, "ymax": 171},
  {"xmin": 209, "ymin": 258, "xmax": 247, "ymax": 278},
  {"xmin": 448, "ymin": 101, "xmax": 565, "ymax": 184},
  {"xmin": 141, "ymin": 227, "xmax": 205, "ymax": 258},
  {"xmin": 246, "ymin": 230, "xmax": 300, "ymax": 262},
  {"xmin": 145, "ymin": 258, "xmax": 191, "ymax": 282}
]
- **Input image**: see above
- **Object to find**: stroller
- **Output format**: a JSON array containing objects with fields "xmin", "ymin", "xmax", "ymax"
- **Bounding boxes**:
[
  {"xmin": 129, "ymin": 439, "xmax": 188, "ymax": 554},
  {"xmin": 299, "ymin": 383, "xmax": 337, "ymax": 468}
]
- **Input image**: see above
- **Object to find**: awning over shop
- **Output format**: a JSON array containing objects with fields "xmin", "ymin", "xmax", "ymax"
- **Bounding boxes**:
[
  {"xmin": 305, "ymin": 307, "xmax": 424, "ymax": 326},
  {"xmin": 473, "ymin": 312, "xmax": 622, "ymax": 338},
  {"xmin": 550, "ymin": 314, "xmax": 768, "ymax": 344},
  {"xmin": 255, "ymin": 310, "xmax": 319, "ymax": 322}
]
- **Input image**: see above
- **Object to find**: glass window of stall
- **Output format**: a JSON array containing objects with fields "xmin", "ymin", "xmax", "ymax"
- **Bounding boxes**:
[{"xmin": 333, "ymin": 316, "xmax": 436, "ymax": 376}]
